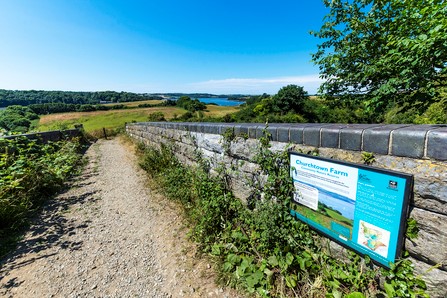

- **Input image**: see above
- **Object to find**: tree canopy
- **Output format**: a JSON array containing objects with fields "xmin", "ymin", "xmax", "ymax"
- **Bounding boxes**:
[
  {"xmin": 311, "ymin": 0, "xmax": 447, "ymax": 112},
  {"xmin": 273, "ymin": 84, "xmax": 308, "ymax": 114},
  {"xmin": 0, "ymin": 106, "xmax": 39, "ymax": 134},
  {"xmin": 0, "ymin": 90, "xmax": 163, "ymax": 107}
]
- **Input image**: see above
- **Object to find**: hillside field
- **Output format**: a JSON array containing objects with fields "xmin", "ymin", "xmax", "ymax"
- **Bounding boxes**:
[{"xmin": 37, "ymin": 104, "xmax": 240, "ymax": 133}]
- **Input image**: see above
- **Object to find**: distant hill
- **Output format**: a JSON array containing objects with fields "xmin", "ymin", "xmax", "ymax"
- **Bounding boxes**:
[
  {"xmin": 0, "ymin": 90, "xmax": 163, "ymax": 107},
  {"xmin": 0, "ymin": 90, "xmax": 251, "ymax": 107}
]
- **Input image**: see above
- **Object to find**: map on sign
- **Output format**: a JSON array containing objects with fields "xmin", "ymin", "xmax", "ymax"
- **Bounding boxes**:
[{"xmin": 289, "ymin": 152, "xmax": 412, "ymax": 268}]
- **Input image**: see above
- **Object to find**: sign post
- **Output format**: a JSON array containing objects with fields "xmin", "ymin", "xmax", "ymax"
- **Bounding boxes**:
[{"xmin": 289, "ymin": 152, "xmax": 412, "ymax": 268}]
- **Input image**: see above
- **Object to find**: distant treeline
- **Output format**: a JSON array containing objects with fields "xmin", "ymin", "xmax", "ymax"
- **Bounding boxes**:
[
  {"xmin": 0, "ymin": 90, "xmax": 163, "ymax": 107},
  {"xmin": 27, "ymin": 101, "xmax": 170, "ymax": 115}
]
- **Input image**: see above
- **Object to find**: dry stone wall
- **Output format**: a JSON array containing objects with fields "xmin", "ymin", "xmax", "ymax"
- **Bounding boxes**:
[
  {"xmin": 1, "ymin": 127, "xmax": 82, "ymax": 143},
  {"xmin": 127, "ymin": 122, "xmax": 447, "ymax": 297}
]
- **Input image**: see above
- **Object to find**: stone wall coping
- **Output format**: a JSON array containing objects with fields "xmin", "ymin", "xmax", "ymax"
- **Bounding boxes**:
[
  {"xmin": 0, "ymin": 128, "xmax": 82, "ymax": 143},
  {"xmin": 127, "ymin": 122, "xmax": 447, "ymax": 161}
]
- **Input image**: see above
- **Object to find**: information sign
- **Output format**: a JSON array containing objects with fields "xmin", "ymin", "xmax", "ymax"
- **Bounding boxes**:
[{"xmin": 289, "ymin": 152, "xmax": 412, "ymax": 268}]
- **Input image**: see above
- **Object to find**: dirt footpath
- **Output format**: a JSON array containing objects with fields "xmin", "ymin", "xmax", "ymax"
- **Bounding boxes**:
[{"xmin": 0, "ymin": 138, "xmax": 240, "ymax": 298}]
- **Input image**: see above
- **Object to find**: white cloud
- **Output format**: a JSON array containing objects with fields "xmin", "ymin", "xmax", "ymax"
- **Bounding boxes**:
[{"xmin": 186, "ymin": 75, "xmax": 324, "ymax": 95}]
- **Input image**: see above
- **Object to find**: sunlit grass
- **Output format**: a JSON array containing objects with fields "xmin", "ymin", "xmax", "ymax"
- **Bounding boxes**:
[
  {"xmin": 204, "ymin": 105, "xmax": 240, "ymax": 117},
  {"xmin": 37, "ymin": 105, "xmax": 239, "ymax": 133},
  {"xmin": 100, "ymin": 99, "xmax": 165, "ymax": 107}
]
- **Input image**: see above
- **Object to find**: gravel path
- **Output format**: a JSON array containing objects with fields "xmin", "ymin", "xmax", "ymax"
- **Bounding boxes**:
[{"xmin": 0, "ymin": 138, "xmax": 239, "ymax": 298}]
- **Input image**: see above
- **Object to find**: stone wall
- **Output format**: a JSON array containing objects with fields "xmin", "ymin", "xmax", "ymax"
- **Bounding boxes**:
[
  {"xmin": 127, "ymin": 122, "xmax": 447, "ymax": 297},
  {"xmin": 1, "ymin": 127, "xmax": 82, "ymax": 143}
]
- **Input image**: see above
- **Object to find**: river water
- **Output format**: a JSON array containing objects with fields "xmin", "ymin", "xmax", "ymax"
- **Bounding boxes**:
[{"xmin": 197, "ymin": 98, "xmax": 244, "ymax": 106}]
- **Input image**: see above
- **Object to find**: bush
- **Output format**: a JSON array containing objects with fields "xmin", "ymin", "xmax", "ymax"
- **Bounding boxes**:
[
  {"xmin": 0, "ymin": 137, "xmax": 83, "ymax": 233},
  {"xmin": 147, "ymin": 111, "xmax": 166, "ymax": 122}
]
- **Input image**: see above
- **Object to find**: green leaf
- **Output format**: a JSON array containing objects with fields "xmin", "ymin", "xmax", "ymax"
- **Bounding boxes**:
[
  {"xmin": 246, "ymin": 270, "xmax": 263, "ymax": 288},
  {"xmin": 267, "ymin": 255, "xmax": 278, "ymax": 267},
  {"xmin": 223, "ymin": 261, "xmax": 233, "ymax": 272},
  {"xmin": 331, "ymin": 289, "xmax": 342, "ymax": 298},
  {"xmin": 263, "ymin": 268, "xmax": 274, "ymax": 279},
  {"xmin": 345, "ymin": 292, "xmax": 365, "ymax": 298},
  {"xmin": 384, "ymin": 282, "xmax": 396, "ymax": 297},
  {"xmin": 285, "ymin": 274, "xmax": 297, "ymax": 288},
  {"xmin": 211, "ymin": 244, "xmax": 221, "ymax": 256},
  {"xmin": 285, "ymin": 252, "xmax": 294, "ymax": 266}
]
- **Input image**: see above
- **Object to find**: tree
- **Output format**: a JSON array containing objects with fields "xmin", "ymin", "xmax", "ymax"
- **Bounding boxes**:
[
  {"xmin": 0, "ymin": 106, "xmax": 38, "ymax": 133},
  {"xmin": 175, "ymin": 96, "xmax": 206, "ymax": 112},
  {"xmin": 311, "ymin": 0, "xmax": 447, "ymax": 112},
  {"xmin": 272, "ymin": 84, "xmax": 308, "ymax": 114}
]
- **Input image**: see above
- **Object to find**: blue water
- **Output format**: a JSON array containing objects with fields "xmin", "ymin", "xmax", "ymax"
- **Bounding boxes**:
[
  {"xmin": 198, "ymin": 98, "xmax": 244, "ymax": 106},
  {"xmin": 318, "ymin": 191, "xmax": 355, "ymax": 220}
]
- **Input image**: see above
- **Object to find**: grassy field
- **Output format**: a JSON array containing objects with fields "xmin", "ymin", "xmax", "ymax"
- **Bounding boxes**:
[
  {"xmin": 101, "ymin": 99, "xmax": 165, "ymax": 107},
  {"xmin": 37, "ymin": 105, "xmax": 240, "ymax": 133},
  {"xmin": 293, "ymin": 204, "xmax": 353, "ymax": 239}
]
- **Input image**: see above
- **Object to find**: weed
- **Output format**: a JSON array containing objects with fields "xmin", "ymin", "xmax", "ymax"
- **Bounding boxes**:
[{"xmin": 361, "ymin": 151, "xmax": 375, "ymax": 165}]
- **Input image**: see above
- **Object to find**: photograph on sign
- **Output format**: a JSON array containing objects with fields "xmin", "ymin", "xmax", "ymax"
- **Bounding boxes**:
[{"xmin": 289, "ymin": 152, "xmax": 412, "ymax": 268}]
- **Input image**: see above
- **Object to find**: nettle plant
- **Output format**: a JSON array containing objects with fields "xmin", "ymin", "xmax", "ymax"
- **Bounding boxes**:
[{"xmin": 138, "ymin": 126, "xmax": 428, "ymax": 298}]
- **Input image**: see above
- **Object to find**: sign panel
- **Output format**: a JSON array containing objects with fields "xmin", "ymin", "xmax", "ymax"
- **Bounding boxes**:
[{"xmin": 289, "ymin": 152, "xmax": 412, "ymax": 268}]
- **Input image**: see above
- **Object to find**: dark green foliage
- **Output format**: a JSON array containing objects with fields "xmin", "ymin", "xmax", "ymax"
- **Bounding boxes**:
[
  {"xmin": 231, "ymin": 90, "xmax": 373, "ymax": 124},
  {"xmin": 311, "ymin": 0, "xmax": 447, "ymax": 114},
  {"xmin": 175, "ymin": 96, "xmax": 207, "ymax": 112},
  {"xmin": 381, "ymin": 256, "xmax": 429, "ymax": 298},
  {"xmin": 0, "ymin": 137, "xmax": 83, "ymax": 235},
  {"xmin": 147, "ymin": 112, "xmax": 166, "ymax": 122},
  {"xmin": 0, "ymin": 89, "xmax": 162, "ymax": 107},
  {"xmin": 273, "ymin": 85, "xmax": 308, "ymax": 114},
  {"xmin": 0, "ymin": 105, "xmax": 39, "ymax": 134}
]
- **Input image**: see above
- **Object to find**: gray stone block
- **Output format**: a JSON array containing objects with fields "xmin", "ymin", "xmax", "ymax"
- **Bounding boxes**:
[
  {"xmin": 410, "ymin": 258, "xmax": 447, "ymax": 298},
  {"xmin": 427, "ymin": 127, "xmax": 447, "ymax": 160},
  {"xmin": 321, "ymin": 124, "xmax": 349, "ymax": 148},
  {"xmin": 363, "ymin": 124, "xmax": 410, "ymax": 154},
  {"xmin": 177, "ymin": 122, "xmax": 188, "ymax": 131},
  {"xmin": 277, "ymin": 126, "xmax": 290, "ymax": 143},
  {"xmin": 209, "ymin": 123, "xmax": 220, "ymax": 134},
  {"xmin": 392, "ymin": 125, "xmax": 439, "ymax": 158},
  {"xmin": 406, "ymin": 208, "xmax": 447, "ymax": 271},
  {"xmin": 256, "ymin": 126, "xmax": 266, "ymax": 139},
  {"xmin": 165, "ymin": 122, "xmax": 174, "ymax": 129},
  {"xmin": 339, "ymin": 124, "xmax": 379, "ymax": 151},
  {"xmin": 188, "ymin": 123, "xmax": 198, "ymax": 132},
  {"xmin": 219, "ymin": 124, "xmax": 233, "ymax": 137},
  {"xmin": 289, "ymin": 123, "xmax": 319, "ymax": 144},
  {"xmin": 303, "ymin": 124, "xmax": 330, "ymax": 146},
  {"xmin": 248, "ymin": 125, "xmax": 259, "ymax": 139},
  {"xmin": 233, "ymin": 124, "xmax": 242, "ymax": 136},
  {"xmin": 218, "ymin": 123, "xmax": 235, "ymax": 135},
  {"xmin": 194, "ymin": 123, "xmax": 205, "ymax": 133},
  {"xmin": 289, "ymin": 125, "xmax": 307, "ymax": 144},
  {"xmin": 267, "ymin": 124, "xmax": 280, "ymax": 142}
]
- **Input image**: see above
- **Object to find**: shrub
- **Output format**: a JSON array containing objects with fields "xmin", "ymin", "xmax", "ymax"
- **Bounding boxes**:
[{"xmin": 0, "ymin": 137, "xmax": 83, "ymax": 233}]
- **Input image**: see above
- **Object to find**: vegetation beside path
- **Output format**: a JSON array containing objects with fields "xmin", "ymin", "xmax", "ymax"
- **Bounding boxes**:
[
  {"xmin": 0, "ymin": 136, "xmax": 85, "ymax": 256},
  {"xmin": 137, "ymin": 128, "xmax": 428, "ymax": 298}
]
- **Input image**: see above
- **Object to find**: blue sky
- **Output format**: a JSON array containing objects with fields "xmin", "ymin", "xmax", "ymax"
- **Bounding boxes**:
[{"xmin": 0, "ymin": 0, "xmax": 328, "ymax": 95}]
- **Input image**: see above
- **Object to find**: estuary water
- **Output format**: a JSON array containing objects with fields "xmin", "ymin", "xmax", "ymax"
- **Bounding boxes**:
[{"xmin": 198, "ymin": 97, "xmax": 244, "ymax": 106}]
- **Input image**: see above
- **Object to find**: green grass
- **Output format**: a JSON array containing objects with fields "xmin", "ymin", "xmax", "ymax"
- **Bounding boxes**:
[
  {"xmin": 325, "ymin": 208, "xmax": 353, "ymax": 226},
  {"xmin": 100, "ymin": 99, "xmax": 165, "ymax": 107},
  {"xmin": 293, "ymin": 204, "xmax": 353, "ymax": 238},
  {"xmin": 37, "ymin": 107, "xmax": 186, "ymax": 133},
  {"xmin": 36, "ymin": 105, "xmax": 240, "ymax": 134}
]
